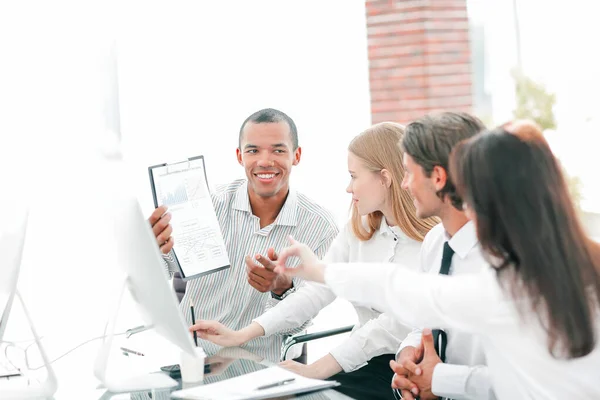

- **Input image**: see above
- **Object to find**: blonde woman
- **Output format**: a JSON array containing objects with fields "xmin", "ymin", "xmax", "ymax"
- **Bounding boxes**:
[{"xmin": 191, "ymin": 122, "xmax": 438, "ymax": 400}]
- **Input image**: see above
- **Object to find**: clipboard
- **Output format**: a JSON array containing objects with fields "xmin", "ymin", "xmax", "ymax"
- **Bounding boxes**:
[
  {"xmin": 148, "ymin": 155, "xmax": 230, "ymax": 281},
  {"xmin": 149, "ymin": 155, "xmax": 209, "ymax": 208}
]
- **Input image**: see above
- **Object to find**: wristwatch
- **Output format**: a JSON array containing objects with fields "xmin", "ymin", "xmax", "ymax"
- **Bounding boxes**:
[{"xmin": 270, "ymin": 282, "xmax": 296, "ymax": 300}]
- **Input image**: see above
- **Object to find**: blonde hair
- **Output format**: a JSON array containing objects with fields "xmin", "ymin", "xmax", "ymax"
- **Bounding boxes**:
[{"xmin": 349, "ymin": 122, "xmax": 439, "ymax": 242}]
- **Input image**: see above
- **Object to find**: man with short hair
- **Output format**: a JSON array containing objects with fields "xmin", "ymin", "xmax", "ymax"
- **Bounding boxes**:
[
  {"xmin": 391, "ymin": 112, "xmax": 495, "ymax": 400},
  {"xmin": 149, "ymin": 108, "xmax": 338, "ymax": 361}
]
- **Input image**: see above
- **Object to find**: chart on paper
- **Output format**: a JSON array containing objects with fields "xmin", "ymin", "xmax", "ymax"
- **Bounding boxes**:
[
  {"xmin": 157, "ymin": 169, "xmax": 209, "ymax": 208},
  {"xmin": 176, "ymin": 224, "xmax": 226, "ymax": 265},
  {"xmin": 160, "ymin": 183, "xmax": 188, "ymax": 206}
]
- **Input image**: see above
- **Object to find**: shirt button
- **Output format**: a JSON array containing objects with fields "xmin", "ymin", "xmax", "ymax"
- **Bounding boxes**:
[{"xmin": 394, "ymin": 238, "xmax": 397, "ymax": 241}]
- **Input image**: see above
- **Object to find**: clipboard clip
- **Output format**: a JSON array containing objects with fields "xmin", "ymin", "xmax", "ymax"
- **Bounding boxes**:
[{"xmin": 166, "ymin": 159, "xmax": 191, "ymax": 174}]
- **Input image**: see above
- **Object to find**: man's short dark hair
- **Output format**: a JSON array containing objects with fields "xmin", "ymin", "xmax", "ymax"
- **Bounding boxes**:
[
  {"xmin": 401, "ymin": 112, "xmax": 486, "ymax": 210},
  {"xmin": 238, "ymin": 108, "xmax": 298, "ymax": 149}
]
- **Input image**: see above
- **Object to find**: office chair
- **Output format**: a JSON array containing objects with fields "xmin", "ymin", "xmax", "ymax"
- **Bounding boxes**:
[
  {"xmin": 279, "ymin": 324, "xmax": 355, "ymax": 362},
  {"xmin": 172, "ymin": 272, "xmax": 187, "ymax": 303}
]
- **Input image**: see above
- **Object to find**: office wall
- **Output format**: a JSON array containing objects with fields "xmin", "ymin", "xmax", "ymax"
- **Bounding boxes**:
[{"xmin": 365, "ymin": 0, "xmax": 473, "ymax": 124}]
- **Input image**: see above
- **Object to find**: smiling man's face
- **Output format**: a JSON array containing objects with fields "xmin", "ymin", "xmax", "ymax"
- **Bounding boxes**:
[{"xmin": 236, "ymin": 121, "xmax": 301, "ymax": 198}]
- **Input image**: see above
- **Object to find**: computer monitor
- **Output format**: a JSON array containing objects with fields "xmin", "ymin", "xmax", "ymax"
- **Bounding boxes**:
[
  {"xmin": 0, "ymin": 208, "xmax": 58, "ymax": 399},
  {"xmin": 0, "ymin": 209, "xmax": 27, "ymax": 342},
  {"xmin": 93, "ymin": 39, "xmax": 203, "ymax": 393},
  {"xmin": 93, "ymin": 190, "xmax": 197, "ymax": 393}
]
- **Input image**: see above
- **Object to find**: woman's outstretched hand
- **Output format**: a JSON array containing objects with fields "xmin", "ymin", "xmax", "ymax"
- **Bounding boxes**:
[{"xmin": 273, "ymin": 236, "xmax": 327, "ymax": 284}]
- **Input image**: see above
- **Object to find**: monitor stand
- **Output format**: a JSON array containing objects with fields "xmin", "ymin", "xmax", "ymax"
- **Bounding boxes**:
[
  {"xmin": 93, "ymin": 276, "xmax": 178, "ymax": 393},
  {"xmin": 0, "ymin": 291, "xmax": 58, "ymax": 399}
]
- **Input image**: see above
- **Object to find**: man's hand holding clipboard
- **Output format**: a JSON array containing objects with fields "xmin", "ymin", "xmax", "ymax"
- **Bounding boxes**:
[
  {"xmin": 148, "ymin": 155, "xmax": 230, "ymax": 280},
  {"xmin": 148, "ymin": 206, "xmax": 174, "ymax": 255}
]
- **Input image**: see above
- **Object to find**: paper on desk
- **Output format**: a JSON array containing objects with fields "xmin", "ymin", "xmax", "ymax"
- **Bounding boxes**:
[
  {"xmin": 171, "ymin": 366, "xmax": 339, "ymax": 400},
  {"xmin": 114, "ymin": 329, "xmax": 180, "ymax": 374}
]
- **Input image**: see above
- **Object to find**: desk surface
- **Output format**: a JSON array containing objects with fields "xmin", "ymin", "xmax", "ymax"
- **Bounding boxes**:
[{"xmin": 15, "ymin": 330, "xmax": 353, "ymax": 400}]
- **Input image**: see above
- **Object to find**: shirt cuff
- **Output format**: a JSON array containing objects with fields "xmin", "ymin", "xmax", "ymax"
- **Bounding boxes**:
[
  {"xmin": 396, "ymin": 335, "xmax": 421, "ymax": 360},
  {"xmin": 431, "ymin": 363, "xmax": 470, "ymax": 399},
  {"xmin": 329, "ymin": 336, "xmax": 369, "ymax": 373},
  {"xmin": 253, "ymin": 311, "xmax": 281, "ymax": 337}
]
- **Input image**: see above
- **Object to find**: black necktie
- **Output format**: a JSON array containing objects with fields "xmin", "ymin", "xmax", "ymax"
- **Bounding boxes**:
[{"xmin": 432, "ymin": 242, "xmax": 454, "ymax": 362}]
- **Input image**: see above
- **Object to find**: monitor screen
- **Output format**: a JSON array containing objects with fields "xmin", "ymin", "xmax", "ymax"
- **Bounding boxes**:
[
  {"xmin": 0, "ymin": 208, "xmax": 28, "ymax": 342},
  {"xmin": 111, "ymin": 193, "xmax": 196, "ymax": 356}
]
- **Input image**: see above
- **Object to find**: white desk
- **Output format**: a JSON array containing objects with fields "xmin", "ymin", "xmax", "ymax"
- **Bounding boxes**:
[{"xmin": 3, "ymin": 329, "xmax": 353, "ymax": 400}]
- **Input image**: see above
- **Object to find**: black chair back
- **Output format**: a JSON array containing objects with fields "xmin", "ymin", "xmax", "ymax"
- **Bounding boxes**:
[{"xmin": 172, "ymin": 271, "xmax": 187, "ymax": 303}]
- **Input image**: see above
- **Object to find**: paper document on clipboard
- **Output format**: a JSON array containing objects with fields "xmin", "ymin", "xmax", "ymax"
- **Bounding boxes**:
[{"xmin": 148, "ymin": 155, "xmax": 230, "ymax": 280}]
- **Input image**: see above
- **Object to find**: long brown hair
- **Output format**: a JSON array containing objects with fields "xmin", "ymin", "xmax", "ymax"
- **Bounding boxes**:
[
  {"xmin": 450, "ymin": 120, "xmax": 600, "ymax": 358},
  {"xmin": 349, "ymin": 122, "xmax": 438, "ymax": 242}
]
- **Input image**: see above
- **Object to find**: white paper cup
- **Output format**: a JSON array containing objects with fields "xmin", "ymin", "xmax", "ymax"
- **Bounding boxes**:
[{"xmin": 180, "ymin": 347, "xmax": 206, "ymax": 383}]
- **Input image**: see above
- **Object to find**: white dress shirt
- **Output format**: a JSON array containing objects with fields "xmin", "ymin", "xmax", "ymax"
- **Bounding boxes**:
[
  {"xmin": 253, "ymin": 217, "xmax": 422, "ymax": 372},
  {"xmin": 323, "ymin": 251, "xmax": 600, "ymax": 399},
  {"xmin": 164, "ymin": 179, "xmax": 339, "ymax": 362},
  {"xmin": 396, "ymin": 222, "xmax": 493, "ymax": 399}
]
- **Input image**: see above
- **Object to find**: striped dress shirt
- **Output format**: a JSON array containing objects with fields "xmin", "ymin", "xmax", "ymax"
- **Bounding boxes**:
[{"xmin": 164, "ymin": 179, "xmax": 338, "ymax": 362}]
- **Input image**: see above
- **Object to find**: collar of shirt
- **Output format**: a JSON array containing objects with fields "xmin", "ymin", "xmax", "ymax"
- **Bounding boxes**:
[
  {"xmin": 377, "ymin": 216, "xmax": 409, "ymax": 243},
  {"xmin": 231, "ymin": 180, "xmax": 298, "ymax": 227},
  {"xmin": 446, "ymin": 220, "xmax": 478, "ymax": 259}
]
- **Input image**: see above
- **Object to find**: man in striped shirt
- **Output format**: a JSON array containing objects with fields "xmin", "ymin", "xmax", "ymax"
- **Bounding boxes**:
[{"xmin": 148, "ymin": 108, "xmax": 339, "ymax": 362}]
